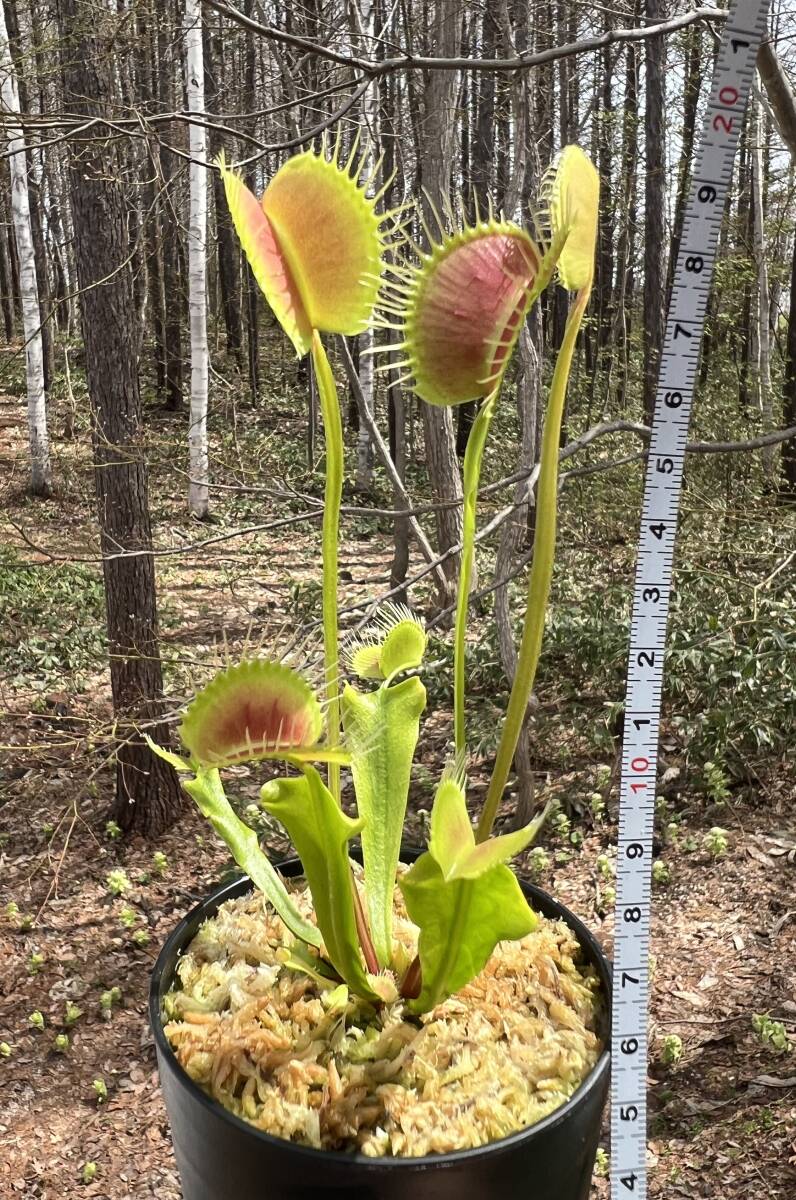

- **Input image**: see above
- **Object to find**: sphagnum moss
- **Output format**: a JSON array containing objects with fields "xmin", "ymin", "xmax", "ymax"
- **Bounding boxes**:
[{"xmin": 163, "ymin": 874, "xmax": 603, "ymax": 1157}]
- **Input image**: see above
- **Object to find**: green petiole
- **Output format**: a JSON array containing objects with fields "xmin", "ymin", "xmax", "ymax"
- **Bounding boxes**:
[
  {"xmin": 453, "ymin": 389, "xmax": 498, "ymax": 756},
  {"xmin": 476, "ymin": 286, "xmax": 591, "ymax": 842},
  {"xmin": 311, "ymin": 330, "xmax": 344, "ymax": 803}
]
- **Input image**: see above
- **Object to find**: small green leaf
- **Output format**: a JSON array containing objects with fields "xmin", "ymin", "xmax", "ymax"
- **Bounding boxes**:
[
  {"xmin": 350, "ymin": 642, "xmax": 383, "ymax": 680},
  {"xmin": 347, "ymin": 604, "xmax": 426, "ymax": 682},
  {"xmin": 399, "ymin": 852, "xmax": 536, "ymax": 1013},
  {"xmin": 427, "ymin": 777, "xmax": 474, "ymax": 877},
  {"xmin": 448, "ymin": 804, "xmax": 554, "ymax": 880},
  {"xmin": 277, "ymin": 942, "xmax": 339, "ymax": 989},
  {"xmin": 182, "ymin": 768, "xmax": 320, "ymax": 948},
  {"xmin": 260, "ymin": 766, "xmax": 378, "ymax": 999},
  {"xmin": 379, "ymin": 619, "xmax": 426, "ymax": 679},
  {"xmin": 342, "ymin": 676, "xmax": 426, "ymax": 967},
  {"xmin": 429, "ymin": 774, "xmax": 553, "ymax": 881}
]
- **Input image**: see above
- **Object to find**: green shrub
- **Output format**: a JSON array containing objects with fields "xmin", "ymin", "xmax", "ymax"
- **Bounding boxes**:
[{"xmin": 0, "ymin": 547, "xmax": 105, "ymax": 685}]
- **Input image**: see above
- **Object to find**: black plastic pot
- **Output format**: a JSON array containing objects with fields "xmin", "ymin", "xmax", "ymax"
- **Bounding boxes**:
[{"xmin": 150, "ymin": 857, "xmax": 610, "ymax": 1200}]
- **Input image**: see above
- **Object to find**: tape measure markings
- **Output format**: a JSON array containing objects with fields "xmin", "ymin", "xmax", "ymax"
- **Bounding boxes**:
[{"xmin": 610, "ymin": 1, "xmax": 770, "ymax": 1196}]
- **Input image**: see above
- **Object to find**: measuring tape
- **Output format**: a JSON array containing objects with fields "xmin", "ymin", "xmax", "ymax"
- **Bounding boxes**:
[{"xmin": 610, "ymin": 1, "xmax": 770, "ymax": 1195}]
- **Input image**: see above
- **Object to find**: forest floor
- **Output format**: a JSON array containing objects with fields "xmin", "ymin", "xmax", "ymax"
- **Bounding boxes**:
[{"xmin": 1, "ymin": 355, "xmax": 795, "ymax": 1199}]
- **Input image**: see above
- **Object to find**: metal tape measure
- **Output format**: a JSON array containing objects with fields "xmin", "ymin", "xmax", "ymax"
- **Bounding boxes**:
[{"xmin": 611, "ymin": 1, "xmax": 770, "ymax": 1195}]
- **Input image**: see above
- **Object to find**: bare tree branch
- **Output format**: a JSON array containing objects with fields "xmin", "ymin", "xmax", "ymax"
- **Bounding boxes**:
[
  {"xmin": 204, "ymin": 0, "xmax": 728, "ymax": 75},
  {"xmin": 8, "ymin": 423, "xmax": 794, "ymax": 568},
  {"xmin": 337, "ymin": 335, "xmax": 449, "ymax": 595}
]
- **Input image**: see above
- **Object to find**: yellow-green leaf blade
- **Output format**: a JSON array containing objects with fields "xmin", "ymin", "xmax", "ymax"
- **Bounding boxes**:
[
  {"xmin": 545, "ymin": 145, "xmax": 599, "ymax": 291},
  {"xmin": 427, "ymin": 776, "xmax": 475, "ymax": 881},
  {"xmin": 341, "ymin": 676, "xmax": 426, "ymax": 967},
  {"xmin": 260, "ymin": 766, "xmax": 377, "ymax": 998},
  {"xmin": 217, "ymin": 155, "xmax": 312, "ymax": 356},
  {"xmin": 182, "ymin": 768, "xmax": 320, "ymax": 948},
  {"xmin": 263, "ymin": 147, "xmax": 384, "ymax": 337},
  {"xmin": 399, "ymin": 853, "xmax": 537, "ymax": 1014}
]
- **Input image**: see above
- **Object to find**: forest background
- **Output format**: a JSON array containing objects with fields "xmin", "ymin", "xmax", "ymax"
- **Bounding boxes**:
[{"xmin": 0, "ymin": 1, "xmax": 794, "ymax": 1196}]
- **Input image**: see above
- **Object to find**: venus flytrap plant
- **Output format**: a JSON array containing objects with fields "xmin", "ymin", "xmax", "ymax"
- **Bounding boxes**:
[
  {"xmin": 106, "ymin": 869, "xmax": 131, "ymax": 896},
  {"xmin": 375, "ymin": 211, "xmax": 546, "ymax": 757},
  {"xmin": 476, "ymin": 147, "xmax": 599, "ymax": 843},
  {"xmin": 217, "ymin": 135, "xmax": 399, "ymax": 804},
  {"xmin": 660, "ymin": 1033, "xmax": 684, "ymax": 1064},
  {"xmin": 361, "ymin": 148, "xmax": 597, "ymax": 1011},
  {"xmin": 149, "ymin": 134, "xmax": 600, "ymax": 1018},
  {"xmin": 64, "ymin": 1002, "xmax": 82, "ymax": 1026},
  {"xmin": 400, "ymin": 763, "xmax": 552, "ymax": 1010}
]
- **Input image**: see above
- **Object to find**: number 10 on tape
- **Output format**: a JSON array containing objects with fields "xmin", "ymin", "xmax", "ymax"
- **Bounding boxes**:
[{"xmin": 610, "ymin": 1, "xmax": 770, "ymax": 1197}]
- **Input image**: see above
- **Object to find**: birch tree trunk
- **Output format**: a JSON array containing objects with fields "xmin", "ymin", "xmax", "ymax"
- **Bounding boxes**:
[
  {"xmin": 159, "ymin": 18, "xmax": 185, "ymax": 413},
  {"xmin": 203, "ymin": 15, "xmax": 242, "ymax": 358},
  {"xmin": 0, "ymin": 1, "xmax": 51, "ymax": 496},
  {"xmin": 185, "ymin": 0, "xmax": 210, "ymax": 518},
  {"xmin": 5, "ymin": 0, "xmax": 55, "ymax": 392}
]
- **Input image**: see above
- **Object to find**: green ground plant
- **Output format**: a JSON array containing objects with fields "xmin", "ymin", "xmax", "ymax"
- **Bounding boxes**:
[{"xmin": 0, "ymin": 547, "xmax": 105, "ymax": 685}]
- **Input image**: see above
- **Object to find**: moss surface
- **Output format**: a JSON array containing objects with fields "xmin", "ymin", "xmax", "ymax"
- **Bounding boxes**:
[{"xmin": 164, "ymin": 874, "xmax": 604, "ymax": 1156}]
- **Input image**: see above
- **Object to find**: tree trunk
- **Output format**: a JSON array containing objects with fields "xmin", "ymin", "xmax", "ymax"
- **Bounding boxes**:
[
  {"xmin": 751, "ymin": 85, "xmax": 775, "ymax": 480},
  {"xmin": 184, "ymin": 0, "xmax": 210, "ymax": 519},
  {"xmin": 0, "ymin": 0, "xmax": 51, "ymax": 495},
  {"xmin": 158, "ymin": 15, "xmax": 185, "ymax": 413},
  {"xmin": 596, "ymin": 33, "xmax": 616, "ymax": 360},
  {"xmin": 203, "ymin": 15, "xmax": 242, "ymax": 358},
  {"xmin": 782, "ymin": 227, "xmax": 796, "ymax": 499},
  {"xmin": 642, "ymin": 0, "xmax": 667, "ymax": 424},
  {"xmin": 56, "ymin": 0, "xmax": 182, "ymax": 836},
  {"xmin": 666, "ymin": 23, "xmax": 702, "ymax": 305},
  {"xmin": 612, "ymin": 25, "xmax": 640, "ymax": 411},
  {"xmin": 0, "ymin": 188, "xmax": 15, "ymax": 340},
  {"xmin": 354, "ymin": 0, "xmax": 377, "ymax": 493},
  {"xmin": 242, "ymin": 0, "xmax": 260, "ymax": 403},
  {"xmin": 418, "ymin": 0, "xmax": 464, "ymax": 606}
]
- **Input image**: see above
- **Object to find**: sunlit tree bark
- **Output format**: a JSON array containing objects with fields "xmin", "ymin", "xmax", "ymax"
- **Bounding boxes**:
[
  {"xmin": 0, "ymin": 0, "xmax": 51, "ymax": 496},
  {"xmin": 185, "ymin": 0, "xmax": 210, "ymax": 518},
  {"xmin": 56, "ymin": 0, "xmax": 181, "ymax": 836}
]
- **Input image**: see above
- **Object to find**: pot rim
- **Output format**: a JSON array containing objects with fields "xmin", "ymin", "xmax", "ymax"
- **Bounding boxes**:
[{"xmin": 150, "ymin": 857, "xmax": 611, "ymax": 1170}]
